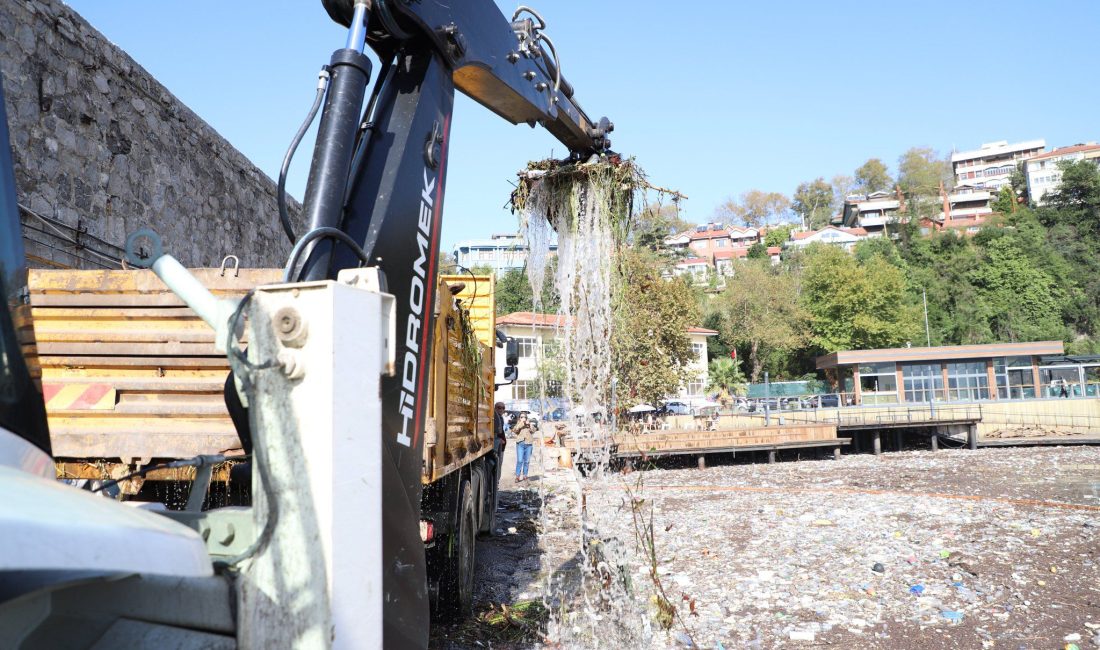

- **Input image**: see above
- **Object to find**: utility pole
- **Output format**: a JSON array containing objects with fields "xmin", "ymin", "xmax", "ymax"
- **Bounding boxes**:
[
  {"xmin": 923, "ymin": 289, "xmax": 931, "ymax": 347},
  {"xmin": 764, "ymin": 371, "xmax": 771, "ymax": 427},
  {"xmin": 610, "ymin": 377, "xmax": 618, "ymax": 432}
]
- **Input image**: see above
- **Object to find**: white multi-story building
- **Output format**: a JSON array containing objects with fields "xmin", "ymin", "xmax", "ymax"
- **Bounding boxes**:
[
  {"xmin": 839, "ymin": 191, "xmax": 902, "ymax": 235},
  {"xmin": 493, "ymin": 312, "xmax": 717, "ymax": 403},
  {"xmin": 452, "ymin": 233, "xmax": 556, "ymax": 274},
  {"xmin": 951, "ymin": 139, "xmax": 1045, "ymax": 191},
  {"xmin": 1025, "ymin": 143, "xmax": 1100, "ymax": 205}
]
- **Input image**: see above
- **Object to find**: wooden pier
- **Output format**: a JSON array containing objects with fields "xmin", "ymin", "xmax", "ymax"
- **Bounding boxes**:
[{"xmin": 566, "ymin": 422, "xmax": 847, "ymax": 463}]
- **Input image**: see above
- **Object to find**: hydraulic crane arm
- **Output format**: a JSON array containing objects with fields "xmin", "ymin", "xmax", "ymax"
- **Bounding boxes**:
[
  {"xmin": 283, "ymin": 2, "xmax": 614, "ymax": 646},
  {"xmin": 321, "ymin": 0, "xmax": 613, "ymax": 155}
]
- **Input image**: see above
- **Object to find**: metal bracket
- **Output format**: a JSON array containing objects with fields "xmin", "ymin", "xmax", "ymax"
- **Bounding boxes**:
[
  {"xmin": 336, "ymin": 268, "xmax": 397, "ymax": 376},
  {"xmin": 220, "ymin": 255, "xmax": 240, "ymax": 277}
]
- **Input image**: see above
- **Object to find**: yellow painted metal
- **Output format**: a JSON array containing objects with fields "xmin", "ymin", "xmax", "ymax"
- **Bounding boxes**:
[
  {"xmin": 439, "ymin": 274, "xmax": 495, "ymax": 349},
  {"xmin": 423, "ymin": 276, "xmax": 496, "ymax": 484},
  {"xmin": 30, "ymin": 268, "xmax": 501, "ymax": 481},
  {"xmin": 29, "ymin": 268, "xmax": 280, "ymax": 462}
]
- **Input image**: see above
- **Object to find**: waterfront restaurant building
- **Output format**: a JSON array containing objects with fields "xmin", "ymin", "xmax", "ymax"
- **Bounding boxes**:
[{"xmin": 816, "ymin": 341, "xmax": 1100, "ymax": 405}]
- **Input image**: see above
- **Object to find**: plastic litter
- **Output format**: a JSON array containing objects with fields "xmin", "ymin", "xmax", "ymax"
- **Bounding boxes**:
[{"xmin": 498, "ymin": 445, "xmax": 1100, "ymax": 649}]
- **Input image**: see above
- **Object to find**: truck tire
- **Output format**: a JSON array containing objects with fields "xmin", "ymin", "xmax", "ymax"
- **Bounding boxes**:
[
  {"xmin": 479, "ymin": 456, "xmax": 498, "ymax": 535},
  {"xmin": 438, "ymin": 479, "xmax": 476, "ymax": 620}
]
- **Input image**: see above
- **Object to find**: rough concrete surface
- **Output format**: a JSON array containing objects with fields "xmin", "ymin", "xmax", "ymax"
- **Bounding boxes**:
[{"xmin": 436, "ymin": 445, "xmax": 1100, "ymax": 649}]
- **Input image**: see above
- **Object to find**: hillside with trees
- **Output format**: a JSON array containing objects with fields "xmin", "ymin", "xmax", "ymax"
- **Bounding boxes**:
[{"xmin": 699, "ymin": 159, "xmax": 1100, "ymax": 383}]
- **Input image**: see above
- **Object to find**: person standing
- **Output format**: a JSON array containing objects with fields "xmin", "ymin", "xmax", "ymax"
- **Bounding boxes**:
[
  {"xmin": 512, "ymin": 413, "xmax": 534, "ymax": 482},
  {"xmin": 494, "ymin": 402, "xmax": 508, "ymax": 452}
]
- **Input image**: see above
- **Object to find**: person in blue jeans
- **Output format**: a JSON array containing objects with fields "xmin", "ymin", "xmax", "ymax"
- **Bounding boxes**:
[{"xmin": 512, "ymin": 413, "xmax": 534, "ymax": 482}]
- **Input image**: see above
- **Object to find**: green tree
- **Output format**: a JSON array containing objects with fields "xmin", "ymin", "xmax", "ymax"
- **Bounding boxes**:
[
  {"xmin": 710, "ymin": 260, "xmax": 807, "ymax": 383},
  {"xmin": 854, "ymin": 158, "xmax": 893, "ymax": 193},
  {"xmin": 707, "ymin": 357, "xmax": 747, "ymax": 396},
  {"xmin": 747, "ymin": 242, "xmax": 768, "ymax": 259},
  {"xmin": 898, "ymin": 147, "xmax": 951, "ymax": 218},
  {"xmin": 1037, "ymin": 161, "xmax": 1100, "ymax": 338},
  {"xmin": 1010, "ymin": 162, "xmax": 1030, "ymax": 205},
  {"xmin": 968, "ymin": 235, "xmax": 1068, "ymax": 342},
  {"xmin": 495, "ymin": 265, "xmax": 559, "ymax": 315},
  {"xmin": 897, "ymin": 231, "xmax": 990, "ymax": 345},
  {"xmin": 716, "ymin": 189, "xmax": 790, "ymax": 227},
  {"xmin": 801, "ymin": 244, "xmax": 919, "ymax": 352},
  {"xmin": 612, "ymin": 251, "xmax": 700, "ymax": 407},
  {"xmin": 702, "ymin": 311, "xmax": 730, "ymax": 360},
  {"xmin": 438, "ymin": 251, "xmax": 458, "ymax": 274},
  {"xmin": 531, "ymin": 340, "xmax": 565, "ymax": 398},
  {"xmin": 991, "ymin": 186, "xmax": 1017, "ymax": 214},
  {"xmin": 633, "ymin": 203, "xmax": 693, "ymax": 250},
  {"xmin": 792, "ymin": 178, "xmax": 834, "ymax": 229},
  {"xmin": 854, "ymin": 236, "xmax": 906, "ymax": 269},
  {"xmin": 1044, "ymin": 159, "xmax": 1100, "ymax": 228},
  {"xmin": 831, "ymin": 174, "xmax": 855, "ymax": 211},
  {"xmin": 764, "ymin": 224, "xmax": 794, "ymax": 248}
]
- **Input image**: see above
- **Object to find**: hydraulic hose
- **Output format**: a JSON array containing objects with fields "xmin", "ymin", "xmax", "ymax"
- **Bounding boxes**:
[
  {"xmin": 278, "ymin": 68, "xmax": 331, "ymax": 244},
  {"xmin": 282, "ymin": 226, "xmax": 370, "ymax": 283}
]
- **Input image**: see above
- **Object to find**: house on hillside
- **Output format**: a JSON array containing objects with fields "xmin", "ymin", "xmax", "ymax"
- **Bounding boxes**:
[
  {"xmin": 1025, "ymin": 143, "xmax": 1100, "ymax": 205},
  {"xmin": 664, "ymin": 231, "xmax": 691, "ymax": 251},
  {"xmin": 728, "ymin": 226, "xmax": 760, "ymax": 247},
  {"xmin": 494, "ymin": 311, "xmax": 718, "ymax": 403},
  {"xmin": 686, "ymin": 224, "xmax": 733, "ymax": 261},
  {"xmin": 926, "ymin": 184, "xmax": 995, "ymax": 234},
  {"xmin": 789, "ymin": 226, "xmax": 869, "ymax": 251},
  {"xmin": 714, "ymin": 246, "xmax": 781, "ymax": 275},
  {"xmin": 673, "ymin": 257, "xmax": 711, "ymax": 282},
  {"xmin": 839, "ymin": 191, "xmax": 903, "ymax": 235},
  {"xmin": 713, "ymin": 248, "xmax": 748, "ymax": 276},
  {"xmin": 664, "ymin": 223, "xmax": 762, "ymax": 262}
]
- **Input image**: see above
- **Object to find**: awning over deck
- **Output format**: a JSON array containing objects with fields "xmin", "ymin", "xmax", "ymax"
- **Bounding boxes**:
[{"xmin": 816, "ymin": 341, "xmax": 1064, "ymax": 370}]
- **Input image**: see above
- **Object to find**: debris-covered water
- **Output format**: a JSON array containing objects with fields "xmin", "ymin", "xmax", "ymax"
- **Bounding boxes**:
[{"xmin": 435, "ymin": 445, "xmax": 1100, "ymax": 650}]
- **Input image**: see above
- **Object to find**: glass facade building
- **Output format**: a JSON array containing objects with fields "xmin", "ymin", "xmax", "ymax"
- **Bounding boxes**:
[{"xmin": 817, "ymin": 342, "xmax": 1100, "ymax": 405}]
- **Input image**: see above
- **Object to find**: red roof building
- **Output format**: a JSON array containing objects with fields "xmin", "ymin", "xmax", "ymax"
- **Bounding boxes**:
[{"xmin": 664, "ymin": 224, "xmax": 762, "ymax": 262}]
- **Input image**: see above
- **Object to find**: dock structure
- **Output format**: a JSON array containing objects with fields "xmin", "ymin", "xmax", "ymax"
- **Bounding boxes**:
[
  {"xmin": 564, "ymin": 399, "xmax": 1100, "ymax": 467},
  {"xmin": 566, "ymin": 422, "xmax": 849, "ymax": 465}
]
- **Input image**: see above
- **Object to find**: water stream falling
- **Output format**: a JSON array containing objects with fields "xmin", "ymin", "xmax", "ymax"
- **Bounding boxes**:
[{"xmin": 516, "ymin": 158, "xmax": 656, "ymax": 647}]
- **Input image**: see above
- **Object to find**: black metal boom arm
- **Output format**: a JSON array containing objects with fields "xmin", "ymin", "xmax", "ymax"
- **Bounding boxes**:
[
  {"xmin": 286, "ymin": 3, "xmax": 613, "ymax": 645},
  {"xmin": 322, "ymin": 0, "xmax": 613, "ymax": 155}
]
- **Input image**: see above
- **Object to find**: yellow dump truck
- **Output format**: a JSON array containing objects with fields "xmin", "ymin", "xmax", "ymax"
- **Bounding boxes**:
[{"xmin": 29, "ymin": 268, "xmax": 507, "ymax": 616}]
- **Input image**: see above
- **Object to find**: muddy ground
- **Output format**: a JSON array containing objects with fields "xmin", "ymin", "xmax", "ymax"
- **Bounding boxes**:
[{"xmin": 432, "ymin": 444, "xmax": 1100, "ymax": 649}]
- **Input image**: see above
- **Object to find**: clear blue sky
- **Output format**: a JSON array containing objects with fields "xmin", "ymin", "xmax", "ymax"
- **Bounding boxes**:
[{"xmin": 66, "ymin": 0, "xmax": 1100, "ymax": 252}]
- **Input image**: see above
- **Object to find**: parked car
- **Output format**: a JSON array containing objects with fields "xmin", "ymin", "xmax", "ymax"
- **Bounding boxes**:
[
  {"xmin": 800, "ymin": 394, "xmax": 840, "ymax": 408},
  {"xmin": 661, "ymin": 400, "xmax": 692, "ymax": 415}
]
